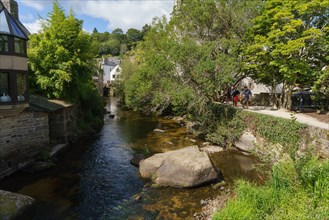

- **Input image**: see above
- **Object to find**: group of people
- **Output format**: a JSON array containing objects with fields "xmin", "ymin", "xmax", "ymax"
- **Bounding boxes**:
[{"xmin": 225, "ymin": 85, "xmax": 252, "ymax": 108}]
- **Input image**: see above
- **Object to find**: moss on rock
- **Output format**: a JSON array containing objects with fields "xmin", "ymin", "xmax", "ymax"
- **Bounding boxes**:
[{"xmin": 0, "ymin": 190, "xmax": 35, "ymax": 219}]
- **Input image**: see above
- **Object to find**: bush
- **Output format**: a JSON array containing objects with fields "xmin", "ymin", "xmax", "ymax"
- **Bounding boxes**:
[
  {"xmin": 300, "ymin": 157, "xmax": 329, "ymax": 200},
  {"xmin": 78, "ymin": 84, "xmax": 105, "ymax": 132},
  {"xmin": 205, "ymin": 114, "xmax": 245, "ymax": 147},
  {"xmin": 213, "ymin": 157, "xmax": 329, "ymax": 220}
]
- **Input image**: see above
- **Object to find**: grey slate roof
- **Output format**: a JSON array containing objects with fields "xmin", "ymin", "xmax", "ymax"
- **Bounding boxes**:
[
  {"xmin": 29, "ymin": 95, "xmax": 73, "ymax": 112},
  {"xmin": 0, "ymin": 0, "xmax": 29, "ymax": 39}
]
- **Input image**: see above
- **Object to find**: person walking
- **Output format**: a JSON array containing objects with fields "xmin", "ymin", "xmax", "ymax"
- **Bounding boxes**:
[
  {"xmin": 226, "ymin": 85, "xmax": 232, "ymax": 104},
  {"xmin": 242, "ymin": 86, "xmax": 252, "ymax": 109},
  {"xmin": 231, "ymin": 86, "xmax": 240, "ymax": 107}
]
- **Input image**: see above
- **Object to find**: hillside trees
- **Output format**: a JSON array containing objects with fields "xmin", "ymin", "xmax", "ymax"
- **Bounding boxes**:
[
  {"xmin": 28, "ymin": 1, "xmax": 104, "ymax": 129},
  {"xmin": 91, "ymin": 27, "xmax": 146, "ymax": 57}
]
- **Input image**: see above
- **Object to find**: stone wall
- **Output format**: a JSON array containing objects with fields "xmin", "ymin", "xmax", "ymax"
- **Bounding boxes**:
[
  {"xmin": 235, "ymin": 111, "xmax": 329, "ymax": 161},
  {"xmin": 2, "ymin": 0, "xmax": 19, "ymax": 20},
  {"xmin": 302, "ymin": 126, "xmax": 329, "ymax": 158},
  {"xmin": 0, "ymin": 111, "xmax": 49, "ymax": 178},
  {"xmin": 49, "ymin": 106, "xmax": 77, "ymax": 144}
]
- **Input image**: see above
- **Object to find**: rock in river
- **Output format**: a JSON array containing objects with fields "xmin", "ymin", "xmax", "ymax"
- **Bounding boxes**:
[
  {"xmin": 0, "ymin": 190, "xmax": 35, "ymax": 219},
  {"xmin": 139, "ymin": 146, "xmax": 218, "ymax": 188}
]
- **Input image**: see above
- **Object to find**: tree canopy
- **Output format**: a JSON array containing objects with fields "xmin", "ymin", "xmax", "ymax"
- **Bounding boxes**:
[
  {"xmin": 243, "ymin": 0, "xmax": 329, "ymax": 106},
  {"xmin": 28, "ymin": 0, "xmax": 104, "ymax": 128},
  {"xmin": 120, "ymin": 0, "xmax": 262, "ymax": 116},
  {"xmin": 120, "ymin": 0, "xmax": 329, "ymax": 115},
  {"xmin": 91, "ymin": 26, "xmax": 148, "ymax": 57}
]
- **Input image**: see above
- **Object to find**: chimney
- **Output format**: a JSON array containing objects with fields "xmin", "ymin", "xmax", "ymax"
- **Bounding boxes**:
[{"xmin": 2, "ymin": 0, "xmax": 19, "ymax": 20}]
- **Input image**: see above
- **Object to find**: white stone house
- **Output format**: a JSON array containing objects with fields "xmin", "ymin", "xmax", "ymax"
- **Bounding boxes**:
[{"xmin": 101, "ymin": 57, "xmax": 122, "ymax": 87}]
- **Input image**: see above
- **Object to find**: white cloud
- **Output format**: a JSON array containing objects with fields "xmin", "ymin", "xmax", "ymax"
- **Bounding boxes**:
[
  {"xmin": 23, "ymin": 18, "xmax": 43, "ymax": 34},
  {"xmin": 19, "ymin": 13, "xmax": 35, "ymax": 22},
  {"xmin": 18, "ymin": 0, "xmax": 175, "ymax": 33},
  {"xmin": 20, "ymin": 0, "xmax": 48, "ymax": 11},
  {"xmin": 63, "ymin": 0, "xmax": 175, "ymax": 32}
]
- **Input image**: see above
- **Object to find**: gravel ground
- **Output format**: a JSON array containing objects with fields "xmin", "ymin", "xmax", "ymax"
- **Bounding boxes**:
[
  {"xmin": 194, "ymin": 190, "xmax": 234, "ymax": 220},
  {"xmin": 247, "ymin": 107, "xmax": 329, "ymax": 130}
]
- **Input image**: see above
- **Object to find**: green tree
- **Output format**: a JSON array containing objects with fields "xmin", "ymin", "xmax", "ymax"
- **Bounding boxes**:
[
  {"xmin": 28, "ymin": 0, "xmax": 104, "ymax": 129},
  {"xmin": 126, "ymin": 28, "xmax": 143, "ymax": 50},
  {"xmin": 244, "ymin": 0, "xmax": 329, "ymax": 108},
  {"xmin": 93, "ymin": 27, "xmax": 98, "ymax": 33},
  {"xmin": 141, "ymin": 24, "xmax": 151, "ymax": 37},
  {"xmin": 121, "ymin": 0, "xmax": 260, "ymax": 119},
  {"xmin": 111, "ymin": 28, "xmax": 126, "ymax": 44}
]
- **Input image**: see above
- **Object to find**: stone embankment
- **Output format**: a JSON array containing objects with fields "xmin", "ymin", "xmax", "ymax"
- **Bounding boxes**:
[{"xmin": 242, "ymin": 107, "xmax": 329, "ymax": 159}]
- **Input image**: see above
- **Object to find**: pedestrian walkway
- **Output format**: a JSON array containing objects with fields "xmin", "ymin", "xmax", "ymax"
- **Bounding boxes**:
[{"xmin": 247, "ymin": 106, "xmax": 329, "ymax": 130}]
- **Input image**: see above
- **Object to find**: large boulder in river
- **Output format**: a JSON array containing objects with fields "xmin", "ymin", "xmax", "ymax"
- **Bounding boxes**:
[
  {"xmin": 139, "ymin": 146, "xmax": 218, "ymax": 188},
  {"xmin": 234, "ymin": 131, "xmax": 258, "ymax": 152},
  {"xmin": 0, "ymin": 190, "xmax": 35, "ymax": 219}
]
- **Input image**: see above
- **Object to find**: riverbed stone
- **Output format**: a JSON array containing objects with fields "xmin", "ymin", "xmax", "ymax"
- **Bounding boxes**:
[
  {"xmin": 200, "ymin": 145, "xmax": 224, "ymax": 154},
  {"xmin": 234, "ymin": 131, "xmax": 258, "ymax": 152},
  {"xmin": 139, "ymin": 146, "xmax": 218, "ymax": 188},
  {"xmin": 21, "ymin": 161, "xmax": 54, "ymax": 173},
  {"xmin": 0, "ymin": 190, "xmax": 35, "ymax": 220}
]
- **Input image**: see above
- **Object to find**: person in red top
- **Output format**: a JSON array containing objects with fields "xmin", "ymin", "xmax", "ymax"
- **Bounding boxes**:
[{"xmin": 231, "ymin": 86, "xmax": 240, "ymax": 107}]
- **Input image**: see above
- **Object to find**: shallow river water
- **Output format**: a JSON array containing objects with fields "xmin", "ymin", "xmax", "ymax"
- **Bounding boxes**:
[{"xmin": 0, "ymin": 98, "xmax": 262, "ymax": 219}]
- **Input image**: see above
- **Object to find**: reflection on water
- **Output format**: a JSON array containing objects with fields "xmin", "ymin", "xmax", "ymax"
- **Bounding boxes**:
[{"xmin": 0, "ymin": 98, "xmax": 262, "ymax": 219}]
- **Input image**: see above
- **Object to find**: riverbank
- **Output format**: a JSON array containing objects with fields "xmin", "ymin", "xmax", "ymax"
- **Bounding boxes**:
[
  {"xmin": 0, "ymin": 99, "xmax": 262, "ymax": 219},
  {"xmin": 1, "ymin": 99, "xmax": 327, "ymax": 219},
  {"xmin": 196, "ymin": 104, "xmax": 329, "ymax": 219}
]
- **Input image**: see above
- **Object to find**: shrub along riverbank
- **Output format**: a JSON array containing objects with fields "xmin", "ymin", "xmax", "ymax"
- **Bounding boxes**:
[
  {"xmin": 200, "ymin": 104, "xmax": 329, "ymax": 219},
  {"xmin": 213, "ymin": 155, "xmax": 329, "ymax": 219}
]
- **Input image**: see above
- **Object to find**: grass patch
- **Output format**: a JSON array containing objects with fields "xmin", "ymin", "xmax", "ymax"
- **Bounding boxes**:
[{"xmin": 213, "ymin": 156, "xmax": 329, "ymax": 220}]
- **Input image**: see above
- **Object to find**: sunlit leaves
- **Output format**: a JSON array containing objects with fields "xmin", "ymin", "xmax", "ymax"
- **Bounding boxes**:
[
  {"xmin": 244, "ymin": 0, "xmax": 328, "ymax": 90},
  {"xmin": 28, "ymin": 0, "xmax": 98, "ymax": 101},
  {"xmin": 121, "ymin": 1, "xmax": 260, "ymax": 116}
]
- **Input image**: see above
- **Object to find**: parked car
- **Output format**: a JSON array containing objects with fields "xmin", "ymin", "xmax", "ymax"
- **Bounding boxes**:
[{"xmin": 291, "ymin": 91, "xmax": 329, "ymax": 111}]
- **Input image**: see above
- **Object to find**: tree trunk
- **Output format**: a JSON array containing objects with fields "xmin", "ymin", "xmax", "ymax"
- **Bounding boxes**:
[
  {"xmin": 279, "ymin": 81, "xmax": 285, "ymax": 107},
  {"xmin": 283, "ymin": 84, "xmax": 293, "ymax": 110}
]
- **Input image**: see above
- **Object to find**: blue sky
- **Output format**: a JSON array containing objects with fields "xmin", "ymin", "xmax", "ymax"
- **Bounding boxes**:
[{"xmin": 16, "ymin": 0, "xmax": 175, "ymax": 34}]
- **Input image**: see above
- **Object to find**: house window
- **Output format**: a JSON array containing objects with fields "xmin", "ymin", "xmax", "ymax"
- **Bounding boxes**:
[
  {"xmin": 14, "ymin": 37, "xmax": 25, "ymax": 55},
  {"xmin": 113, "ymin": 74, "xmax": 115, "ymax": 79},
  {"xmin": 16, "ymin": 73, "xmax": 26, "ymax": 101},
  {"xmin": 0, "ymin": 35, "xmax": 8, "ymax": 52},
  {"xmin": 0, "ymin": 72, "xmax": 11, "ymax": 102}
]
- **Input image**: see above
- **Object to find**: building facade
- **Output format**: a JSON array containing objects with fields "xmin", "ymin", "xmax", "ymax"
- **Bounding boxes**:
[{"xmin": 0, "ymin": 0, "xmax": 29, "ymax": 116}]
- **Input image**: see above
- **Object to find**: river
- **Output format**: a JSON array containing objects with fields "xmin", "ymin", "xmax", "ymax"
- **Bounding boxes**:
[{"xmin": 0, "ymin": 98, "xmax": 261, "ymax": 219}]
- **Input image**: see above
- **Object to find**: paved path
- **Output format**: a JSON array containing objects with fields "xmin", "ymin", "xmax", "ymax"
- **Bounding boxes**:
[{"xmin": 247, "ymin": 106, "xmax": 329, "ymax": 130}]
